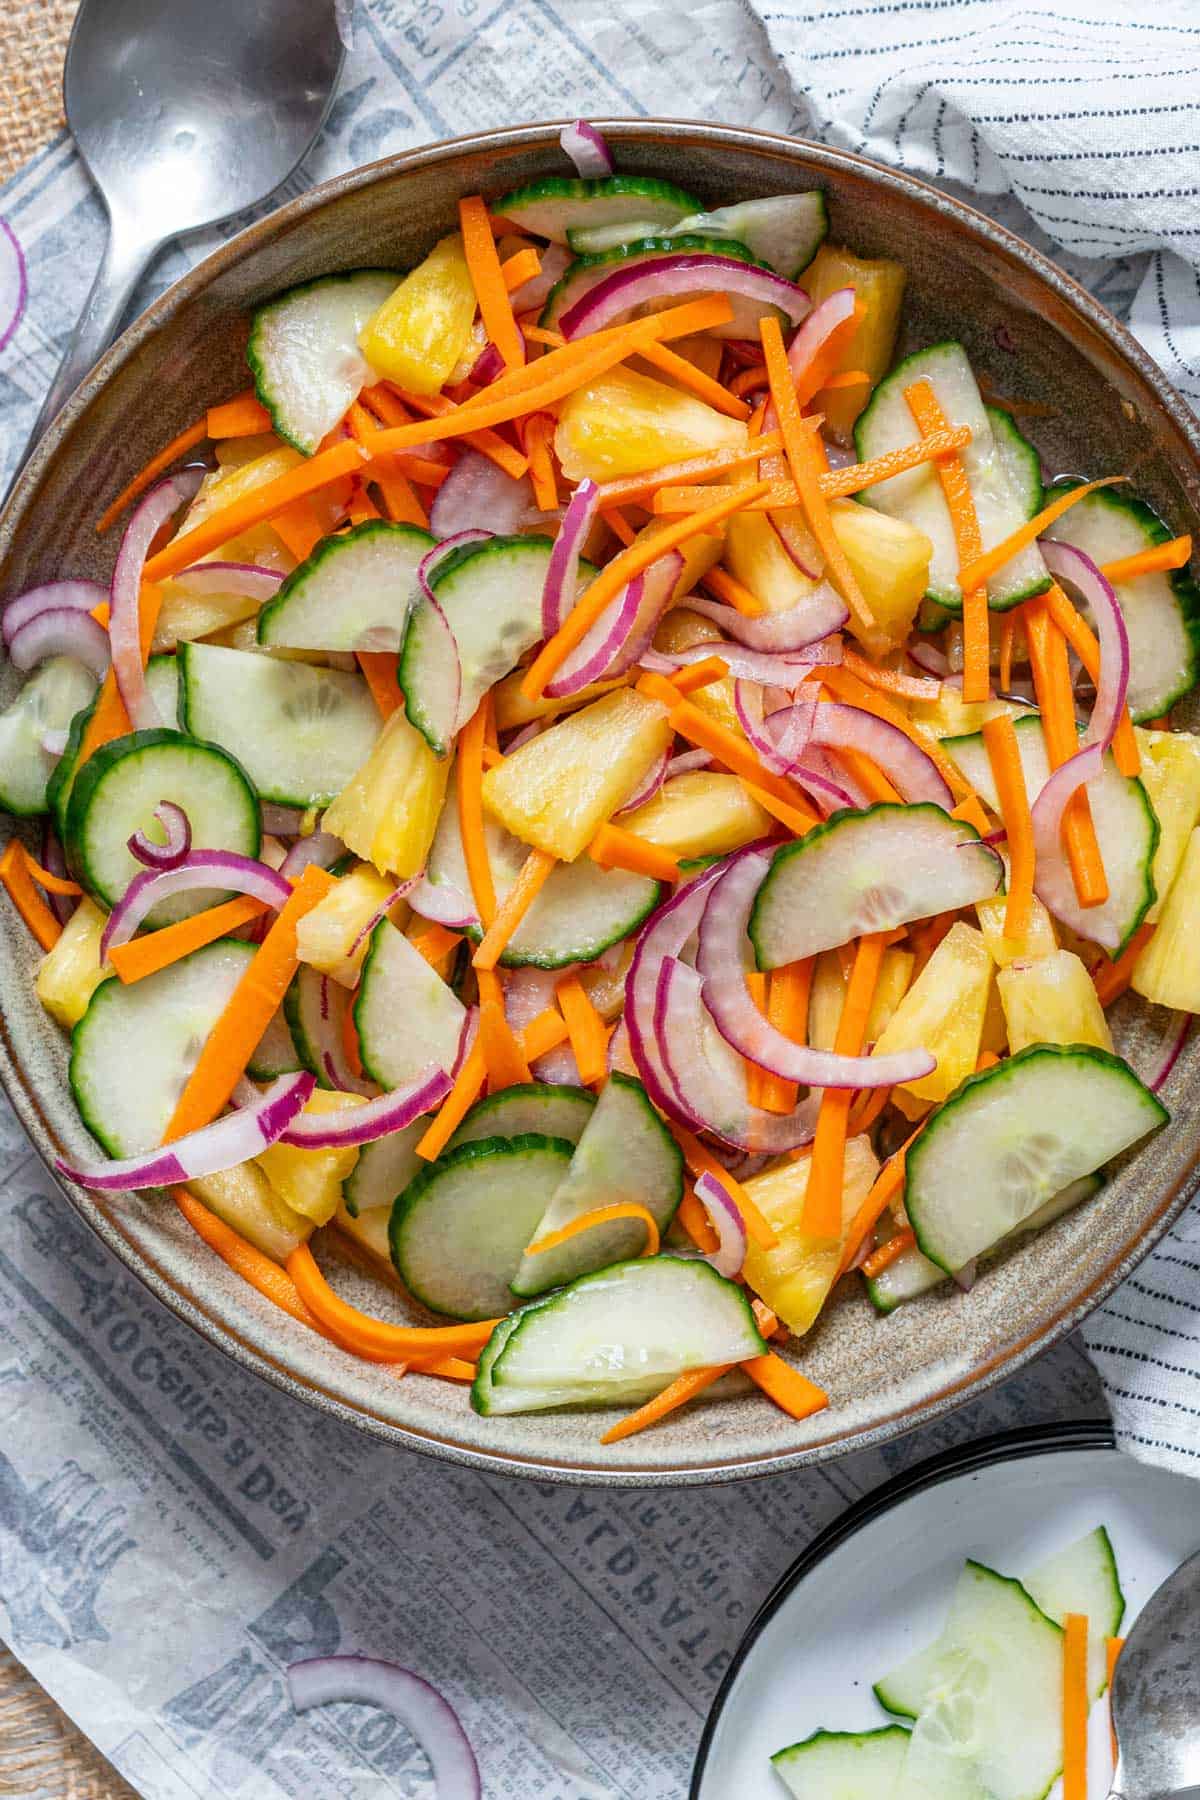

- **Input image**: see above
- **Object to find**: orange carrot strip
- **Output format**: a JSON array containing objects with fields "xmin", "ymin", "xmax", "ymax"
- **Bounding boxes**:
[
  {"xmin": 819, "ymin": 664, "xmax": 974, "ymax": 804},
  {"xmin": 381, "ymin": 386, "xmax": 529, "ymax": 479},
  {"xmin": 460, "ymin": 194, "xmax": 525, "ymax": 371},
  {"xmin": 838, "ymin": 1125, "xmax": 925, "ymax": 1276},
  {"xmin": 729, "ymin": 364, "xmax": 769, "ymax": 400},
  {"xmin": 477, "ymin": 966, "xmax": 532, "ymax": 1089},
  {"xmin": 1025, "ymin": 598, "xmax": 1107, "ymax": 908},
  {"xmin": 794, "ymin": 300, "xmax": 866, "ymax": 407},
  {"xmin": 109, "ymin": 894, "xmax": 270, "ymax": 984},
  {"xmin": 701, "ymin": 566, "xmax": 767, "ymax": 617},
  {"xmin": 638, "ymin": 340, "xmax": 751, "ymax": 420},
  {"xmin": 95, "ymin": 418, "xmax": 209, "ymax": 535},
  {"xmin": 664, "ymin": 698, "xmax": 819, "ymax": 829},
  {"xmin": 803, "ymin": 933, "xmax": 887, "ymax": 1236},
  {"xmin": 594, "ymin": 432, "xmax": 784, "ymax": 508},
  {"xmin": 174, "ymin": 1189, "xmax": 328, "ymax": 1329},
  {"xmin": 524, "ymin": 413, "xmax": 558, "ymax": 511},
  {"xmin": 500, "ymin": 245, "xmax": 541, "ymax": 292},
  {"xmin": 20, "ymin": 854, "xmax": 80, "ymax": 896},
  {"xmin": 828, "ymin": 742, "xmax": 903, "ymax": 807},
  {"xmin": 672, "ymin": 655, "xmax": 730, "ymax": 695},
  {"xmin": 1101, "ymin": 535, "xmax": 1190, "ymax": 583},
  {"xmin": 271, "ymin": 495, "xmax": 327, "ymax": 562},
  {"xmin": 600, "ymin": 1365, "xmax": 729, "ymax": 1443},
  {"xmin": 999, "ymin": 610, "xmax": 1016, "ymax": 693},
  {"xmin": 407, "ymin": 920, "xmax": 463, "ymax": 972},
  {"xmin": 1107, "ymin": 1637, "xmax": 1123, "ymax": 1765},
  {"xmin": 669, "ymin": 1123, "xmax": 777, "ymax": 1249},
  {"xmin": 677, "ymin": 1186, "xmax": 720, "ymax": 1252},
  {"xmin": 207, "ymin": 391, "xmax": 273, "ymax": 439},
  {"xmin": 473, "ymin": 849, "xmax": 558, "ymax": 972},
  {"xmin": 1093, "ymin": 923, "xmax": 1154, "ymax": 1007},
  {"xmin": 821, "ymin": 369, "xmax": 872, "ymax": 391},
  {"xmin": 1063, "ymin": 1613, "xmax": 1089, "ymax": 1800},
  {"xmin": 356, "ymin": 650, "xmax": 405, "ymax": 718},
  {"xmin": 744, "ymin": 972, "xmax": 772, "ymax": 1110},
  {"xmin": 958, "ymin": 477, "xmax": 1126, "ymax": 595},
  {"xmin": 846, "ymin": 1083, "xmax": 892, "ymax": 1137},
  {"xmin": 952, "ymin": 794, "xmax": 994, "ymax": 838},
  {"xmin": 588, "ymin": 821, "xmax": 681, "ymax": 884},
  {"xmin": 842, "ymin": 646, "xmax": 943, "ymax": 702},
  {"xmin": 347, "ymin": 401, "xmax": 428, "ymax": 528},
  {"xmin": 904, "ymin": 378, "xmax": 989, "ymax": 705},
  {"xmin": 527, "ymin": 1201, "xmax": 660, "ymax": 1260},
  {"xmin": 1042, "ymin": 580, "xmax": 1139, "ymax": 778},
  {"xmin": 761, "ymin": 958, "xmax": 813, "ymax": 1114},
  {"xmin": 417, "ymin": 1037, "xmax": 487, "ymax": 1160},
  {"xmin": 650, "ymin": 429, "xmax": 977, "ymax": 517},
  {"xmin": 345, "ymin": 490, "xmax": 381, "ymax": 524},
  {"xmin": 164, "ymin": 865, "xmax": 335, "ymax": 1139},
  {"xmin": 983, "ymin": 714, "xmax": 1035, "ymax": 941},
  {"xmin": 555, "ymin": 972, "xmax": 609, "ymax": 1085},
  {"xmin": 518, "ymin": 1005, "xmax": 570, "ymax": 1063},
  {"xmin": 861, "ymin": 1228, "xmax": 917, "ymax": 1279},
  {"xmin": 0, "ymin": 842, "xmax": 61, "ymax": 950},
  {"xmin": 287, "ymin": 1243, "xmax": 497, "ymax": 1359},
  {"xmin": 604, "ymin": 505, "xmax": 639, "ymax": 547},
  {"xmin": 742, "ymin": 1351, "xmax": 829, "ymax": 1420},
  {"xmin": 458, "ymin": 696, "xmax": 497, "ymax": 929}
]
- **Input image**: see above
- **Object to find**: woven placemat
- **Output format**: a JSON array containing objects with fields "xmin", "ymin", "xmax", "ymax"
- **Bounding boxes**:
[{"xmin": 0, "ymin": 0, "xmax": 74, "ymax": 185}]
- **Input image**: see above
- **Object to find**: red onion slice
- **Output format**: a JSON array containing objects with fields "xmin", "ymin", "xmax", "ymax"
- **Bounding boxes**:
[
  {"xmin": 1040, "ymin": 539, "xmax": 1129, "ymax": 753},
  {"xmin": 559, "ymin": 255, "xmax": 812, "ymax": 342},
  {"xmin": 692, "ymin": 1170, "xmax": 748, "ymax": 1278},
  {"xmin": 542, "ymin": 479, "xmax": 599, "ymax": 639},
  {"xmin": 545, "ymin": 551, "xmax": 683, "ymax": 698},
  {"xmin": 735, "ymin": 681, "xmax": 815, "ymax": 777},
  {"xmin": 110, "ymin": 470, "xmax": 204, "ymax": 730},
  {"xmin": 288, "ymin": 1656, "xmax": 480, "ymax": 1800},
  {"xmin": 806, "ymin": 700, "xmax": 954, "ymax": 807},
  {"xmin": 695, "ymin": 849, "xmax": 934, "ymax": 1087},
  {"xmin": 346, "ymin": 876, "xmax": 420, "ymax": 959},
  {"xmin": 791, "ymin": 757, "xmax": 859, "ymax": 815},
  {"xmin": 40, "ymin": 823, "xmax": 74, "ymax": 926},
  {"xmin": 128, "ymin": 801, "xmax": 192, "ymax": 870},
  {"xmin": 57, "ymin": 1071, "xmax": 316, "ymax": 1192},
  {"xmin": 0, "ymin": 217, "xmax": 27, "ymax": 355},
  {"xmin": 1029, "ymin": 743, "xmax": 1117, "ymax": 948},
  {"xmin": 312, "ymin": 974, "xmax": 377, "ymax": 1097},
  {"xmin": 642, "ymin": 641, "xmax": 830, "ymax": 688},
  {"xmin": 173, "ymin": 562, "xmax": 285, "ymax": 602},
  {"xmin": 683, "ymin": 585, "xmax": 848, "ymax": 653},
  {"xmin": 429, "ymin": 450, "xmax": 531, "ymax": 539},
  {"xmin": 2, "ymin": 579, "xmax": 107, "ymax": 647},
  {"xmin": 278, "ymin": 829, "xmax": 344, "ymax": 883},
  {"xmin": 617, "ymin": 745, "xmax": 671, "ymax": 816},
  {"xmin": 626, "ymin": 863, "xmax": 727, "ymax": 1126},
  {"xmin": 787, "ymin": 286, "xmax": 857, "ymax": 384},
  {"xmin": 279, "ymin": 1064, "xmax": 450, "ymax": 1146},
  {"xmin": 908, "ymin": 641, "xmax": 950, "ymax": 678},
  {"xmin": 560, "ymin": 120, "xmax": 615, "ymax": 178},
  {"xmin": 469, "ymin": 341, "xmax": 505, "ymax": 386},
  {"xmin": 7, "ymin": 607, "xmax": 111, "ymax": 679},
  {"xmin": 507, "ymin": 241, "xmax": 571, "ymax": 314},
  {"xmin": 101, "ymin": 851, "xmax": 293, "ymax": 955},
  {"xmin": 1150, "ymin": 1012, "xmax": 1191, "ymax": 1094}
]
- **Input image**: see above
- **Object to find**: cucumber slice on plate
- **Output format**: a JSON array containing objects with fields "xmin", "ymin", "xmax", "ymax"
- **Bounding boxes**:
[
  {"xmin": 1024, "ymin": 1526, "xmax": 1125, "ymax": 1698},
  {"xmin": 247, "ymin": 1005, "xmax": 303, "ymax": 1081},
  {"xmin": 390, "ymin": 1132, "xmax": 575, "ymax": 1320},
  {"xmin": 1043, "ymin": 480, "xmax": 1200, "ymax": 721},
  {"xmin": 904, "ymin": 1044, "xmax": 1167, "ymax": 1274},
  {"xmin": 492, "ymin": 174, "xmax": 702, "ymax": 244},
  {"xmin": 246, "ymin": 270, "xmax": 399, "ymax": 455},
  {"xmin": 667, "ymin": 191, "xmax": 828, "ymax": 279},
  {"xmin": 48, "ymin": 648, "xmax": 171, "ymax": 840},
  {"xmin": 540, "ymin": 234, "xmax": 757, "ymax": 331},
  {"xmin": 64, "ymin": 728, "xmax": 260, "ymax": 924},
  {"xmin": 854, "ymin": 342, "xmax": 1050, "ymax": 612},
  {"xmin": 353, "ymin": 918, "xmax": 465, "ymax": 1090},
  {"xmin": 284, "ymin": 964, "xmax": 360, "ymax": 1091},
  {"xmin": 749, "ymin": 802, "xmax": 1003, "ymax": 968},
  {"xmin": 770, "ymin": 1726, "xmax": 910, "ymax": 1800},
  {"xmin": 469, "ymin": 1298, "xmax": 670, "ymax": 1417},
  {"xmin": 342, "ymin": 1120, "xmax": 427, "ymax": 1218},
  {"xmin": 0, "ymin": 657, "xmax": 97, "ymax": 816},
  {"xmin": 511, "ymin": 1073, "xmax": 683, "ymax": 1297},
  {"xmin": 987, "ymin": 405, "xmax": 1043, "ymax": 518},
  {"xmin": 178, "ymin": 642, "xmax": 381, "ymax": 807},
  {"xmin": 144, "ymin": 653, "xmax": 180, "ymax": 727},
  {"xmin": 256, "ymin": 520, "xmax": 436, "ymax": 653},
  {"xmin": 447, "ymin": 1081, "xmax": 596, "ymax": 1153}
]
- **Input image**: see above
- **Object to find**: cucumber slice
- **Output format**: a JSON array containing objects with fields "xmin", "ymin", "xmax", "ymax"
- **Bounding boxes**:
[
  {"xmin": 64, "ymin": 729, "xmax": 260, "ymax": 924},
  {"xmin": 247, "ymin": 1005, "xmax": 303, "ymax": 1081},
  {"xmin": 511, "ymin": 1073, "xmax": 683, "ymax": 1297},
  {"xmin": 178, "ymin": 642, "xmax": 381, "ymax": 808},
  {"xmin": 0, "ymin": 657, "xmax": 98, "ymax": 816},
  {"xmin": 144, "ymin": 653, "xmax": 180, "ymax": 727},
  {"xmin": 1023, "ymin": 1527, "xmax": 1125, "ymax": 1698},
  {"xmin": 469, "ymin": 1296, "xmax": 669, "ymax": 1416},
  {"xmin": 667, "ymin": 191, "xmax": 828, "ymax": 279},
  {"xmin": 246, "ymin": 270, "xmax": 399, "ymax": 455},
  {"xmin": 904, "ymin": 1044, "xmax": 1167, "ymax": 1274},
  {"xmin": 541, "ymin": 236, "xmax": 763, "ymax": 335},
  {"xmin": 47, "ymin": 689, "xmax": 99, "ymax": 840},
  {"xmin": 749, "ymin": 803, "xmax": 1003, "ymax": 969},
  {"xmin": 854, "ymin": 343, "xmax": 1049, "ymax": 612},
  {"xmin": 987, "ymin": 405, "xmax": 1043, "ymax": 518},
  {"xmin": 284, "ymin": 964, "xmax": 358, "ymax": 1091},
  {"xmin": 70, "ymin": 939, "xmax": 258, "ymax": 1156},
  {"xmin": 353, "ymin": 918, "xmax": 465, "ymax": 1090},
  {"xmin": 943, "ymin": 714, "xmax": 1157, "ymax": 954},
  {"xmin": 341, "ymin": 1121, "xmax": 425, "ymax": 1217},
  {"xmin": 771, "ymin": 1726, "xmax": 909, "ymax": 1799},
  {"xmin": 390, "ymin": 1133, "xmax": 574, "ymax": 1320},
  {"xmin": 256, "ymin": 520, "xmax": 436, "ymax": 653},
  {"xmin": 1044, "ymin": 480, "xmax": 1200, "ymax": 721},
  {"xmin": 492, "ymin": 174, "xmax": 702, "ymax": 244},
  {"xmin": 447, "ymin": 1082, "xmax": 596, "ymax": 1153}
]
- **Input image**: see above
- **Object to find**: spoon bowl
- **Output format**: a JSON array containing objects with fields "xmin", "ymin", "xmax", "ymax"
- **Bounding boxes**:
[{"xmin": 1111, "ymin": 1547, "xmax": 1200, "ymax": 1799}]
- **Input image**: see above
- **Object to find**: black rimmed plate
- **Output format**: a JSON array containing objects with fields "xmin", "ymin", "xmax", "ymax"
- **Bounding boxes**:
[{"xmin": 691, "ymin": 1421, "xmax": 1200, "ymax": 1797}]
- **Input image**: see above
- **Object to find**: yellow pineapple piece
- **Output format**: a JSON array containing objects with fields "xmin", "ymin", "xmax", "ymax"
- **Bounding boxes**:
[
  {"xmin": 652, "ymin": 607, "xmax": 740, "ymax": 734},
  {"xmin": 295, "ymin": 863, "xmax": 407, "ymax": 987},
  {"xmin": 482, "ymin": 687, "xmax": 672, "ymax": 860},
  {"xmin": 182, "ymin": 445, "xmax": 302, "ymax": 571},
  {"xmin": 798, "ymin": 243, "xmax": 906, "ymax": 442},
  {"xmin": 214, "ymin": 431, "xmax": 282, "ymax": 470},
  {"xmin": 492, "ymin": 669, "xmax": 625, "ymax": 731},
  {"xmin": 554, "ymin": 365, "xmax": 745, "ymax": 482},
  {"xmin": 634, "ymin": 516, "xmax": 725, "ymax": 600},
  {"xmin": 334, "ymin": 1195, "xmax": 392, "ymax": 1271},
  {"xmin": 827, "ymin": 500, "xmax": 931, "ymax": 654},
  {"xmin": 1135, "ymin": 727, "xmax": 1200, "ymax": 921},
  {"xmin": 186, "ymin": 1165, "xmax": 312, "ymax": 1262},
  {"xmin": 357, "ymin": 234, "xmax": 477, "ymax": 396},
  {"xmin": 868, "ymin": 946, "xmax": 915, "ymax": 1041},
  {"xmin": 620, "ymin": 771, "xmax": 772, "ymax": 859},
  {"xmin": 978, "ymin": 973, "xmax": 1009, "ymax": 1058},
  {"xmin": 324, "ymin": 706, "xmax": 450, "ymax": 879},
  {"xmin": 1133, "ymin": 825, "xmax": 1200, "ymax": 1008},
  {"xmin": 724, "ymin": 510, "xmax": 816, "ymax": 614},
  {"xmin": 578, "ymin": 941, "xmax": 634, "ymax": 1022},
  {"xmin": 742, "ymin": 1135, "xmax": 880, "ymax": 1333},
  {"xmin": 907, "ymin": 689, "xmax": 1025, "ymax": 741},
  {"xmin": 807, "ymin": 946, "xmax": 912, "ymax": 1051},
  {"xmin": 151, "ymin": 582, "xmax": 263, "ymax": 653},
  {"xmin": 872, "ymin": 921, "xmax": 993, "ymax": 1103},
  {"xmin": 256, "ymin": 1092, "xmax": 365, "ymax": 1228},
  {"xmin": 997, "ymin": 949, "xmax": 1112, "ymax": 1054},
  {"xmin": 35, "ymin": 899, "xmax": 110, "ymax": 1029},
  {"xmin": 976, "ymin": 893, "xmax": 1059, "ymax": 967}
]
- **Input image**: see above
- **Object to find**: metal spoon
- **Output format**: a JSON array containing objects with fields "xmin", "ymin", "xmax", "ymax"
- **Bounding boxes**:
[
  {"xmin": 1110, "ymin": 1545, "xmax": 1200, "ymax": 1798},
  {"xmin": 20, "ymin": 0, "xmax": 344, "ymax": 461}
]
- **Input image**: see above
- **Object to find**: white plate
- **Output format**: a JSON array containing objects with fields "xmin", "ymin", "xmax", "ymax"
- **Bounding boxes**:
[{"xmin": 692, "ymin": 1423, "xmax": 1200, "ymax": 1798}]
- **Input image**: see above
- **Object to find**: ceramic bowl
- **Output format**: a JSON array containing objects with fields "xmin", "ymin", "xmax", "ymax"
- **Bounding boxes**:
[{"xmin": 3, "ymin": 121, "xmax": 1198, "ymax": 1486}]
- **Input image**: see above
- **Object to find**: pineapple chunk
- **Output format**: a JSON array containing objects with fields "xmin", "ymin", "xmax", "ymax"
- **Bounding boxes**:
[
  {"xmin": 554, "ymin": 365, "xmax": 745, "ymax": 482},
  {"xmin": 35, "ymin": 899, "xmax": 110, "ymax": 1030},
  {"xmin": 807, "ymin": 946, "xmax": 912, "ymax": 1050},
  {"xmin": 186, "ymin": 1165, "xmax": 313, "ymax": 1262},
  {"xmin": 620, "ymin": 772, "xmax": 772, "ymax": 859},
  {"xmin": 827, "ymin": 499, "xmax": 931, "ymax": 653},
  {"xmin": 976, "ymin": 893, "xmax": 1059, "ymax": 967},
  {"xmin": 357, "ymin": 234, "xmax": 477, "ymax": 397},
  {"xmin": 872, "ymin": 921, "xmax": 992, "ymax": 1103},
  {"xmin": 634, "ymin": 516, "xmax": 725, "ymax": 600},
  {"xmin": 151, "ymin": 582, "xmax": 262, "ymax": 653},
  {"xmin": 724, "ymin": 510, "xmax": 816, "ymax": 614},
  {"xmin": 798, "ymin": 243, "xmax": 906, "ymax": 442},
  {"xmin": 481, "ymin": 687, "xmax": 672, "ymax": 860},
  {"xmin": 492, "ymin": 669, "xmax": 625, "ymax": 731},
  {"xmin": 868, "ymin": 946, "xmax": 915, "ymax": 1041},
  {"xmin": 653, "ymin": 607, "xmax": 740, "ymax": 734},
  {"xmin": 1135, "ymin": 727, "xmax": 1200, "ymax": 921},
  {"xmin": 978, "ymin": 973, "xmax": 1009, "ymax": 1058},
  {"xmin": 578, "ymin": 940, "xmax": 634, "ymax": 1021},
  {"xmin": 907, "ymin": 688, "xmax": 1025, "ymax": 741},
  {"xmin": 742, "ymin": 1135, "xmax": 880, "ymax": 1333},
  {"xmin": 182, "ymin": 446, "xmax": 304, "ymax": 570},
  {"xmin": 334, "ymin": 1195, "xmax": 392, "ymax": 1272},
  {"xmin": 323, "ymin": 706, "xmax": 450, "ymax": 879},
  {"xmin": 1133, "ymin": 825, "xmax": 1200, "ymax": 1008},
  {"xmin": 295, "ymin": 863, "xmax": 405, "ymax": 987},
  {"xmin": 256, "ymin": 1092, "xmax": 365, "ymax": 1227},
  {"xmin": 997, "ymin": 949, "xmax": 1113, "ymax": 1054},
  {"xmin": 214, "ymin": 431, "xmax": 282, "ymax": 469}
]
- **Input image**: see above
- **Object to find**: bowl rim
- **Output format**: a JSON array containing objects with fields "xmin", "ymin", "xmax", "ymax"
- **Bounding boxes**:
[{"xmin": 3, "ymin": 118, "xmax": 1199, "ymax": 1487}]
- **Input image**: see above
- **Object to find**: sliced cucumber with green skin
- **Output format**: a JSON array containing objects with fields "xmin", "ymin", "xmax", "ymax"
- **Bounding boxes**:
[
  {"xmin": 987, "ymin": 405, "xmax": 1043, "ymax": 519},
  {"xmin": 64, "ymin": 729, "xmax": 260, "ymax": 924},
  {"xmin": 1044, "ymin": 480, "xmax": 1200, "ymax": 721},
  {"xmin": 511, "ymin": 1073, "xmax": 683, "ymax": 1297},
  {"xmin": 1025, "ymin": 1527, "xmax": 1125, "ymax": 1698},
  {"xmin": 944, "ymin": 713, "xmax": 1157, "ymax": 954},
  {"xmin": 540, "ymin": 234, "xmax": 757, "ymax": 332},
  {"xmin": 854, "ymin": 343, "xmax": 1049, "ymax": 613},
  {"xmin": 390, "ymin": 1133, "xmax": 574, "ymax": 1320},
  {"xmin": 178, "ymin": 642, "xmax": 380, "ymax": 807},
  {"xmin": 247, "ymin": 1004, "xmax": 303, "ymax": 1081},
  {"xmin": 770, "ymin": 1726, "xmax": 910, "ymax": 1799},
  {"xmin": 470, "ymin": 1297, "xmax": 669, "ymax": 1416},
  {"xmin": 70, "ymin": 940, "xmax": 259, "ymax": 1156},
  {"xmin": 47, "ymin": 688, "xmax": 98, "ymax": 842},
  {"xmin": 353, "ymin": 918, "xmax": 465, "ymax": 1091},
  {"xmin": 341, "ymin": 1121, "xmax": 426, "ymax": 1218},
  {"xmin": 256, "ymin": 520, "xmax": 436, "ymax": 653},
  {"xmin": 669, "ymin": 191, "xmax": 827, "ymax": 279},
  {"xmin": 749, "ymin": 802, "xmax": 1003, "ymax": 969},
  {"xmin": 492, "ymin": 174, "xmax": 702, "ymax": 244},
  {"xmin": 246, "ymin": 270, "xmax": 399, "ymax": 455},
  {"xmin": 144, "ymin": 653, "xmax": 180, "ymax": 728},
  {"xmin": 284, "ymin": 964, "xmax": 357, "ymax": 1092},
  {"xmin": 0, "ymin": 657, "xmax": 97, "ymax": 816},
  {"xmin": 905, "ymin": 1044, "xmax": 1167, "ymax": 1275},
  {"xmin": 447, "ymin": 1082, "xmax": 596, "ymax": 1154}
]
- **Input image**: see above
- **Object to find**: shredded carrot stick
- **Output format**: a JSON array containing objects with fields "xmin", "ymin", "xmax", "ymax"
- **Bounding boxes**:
[
  {"xmin": 379, "ymin": 386, "xmax": 531, "ymax": 479},
  {"xmin": 999, "ymin": 611, "xmax": 1016, "ymax": 693},
  {"xmin": 1106, "ymin": 1637, "xmax": 1123, "ymax": 1765},
  {"xmin": 287, "ymin": 1243, "xmax": 497, "ymax": 1359},
  {"xmin": 271, "ymin": 495, "xmax": 328, "ymax": 562},
  {"xmin": 1024, "ymin": 598, "xmax": 1108, "ymax": 908},
  {"xmin": 173, "ymin": 1189, "xmax": 329, "ymax": 1329},
  {"xmin": 417, "ymin": 1036, "xmax": 487, "ymax": 1160},
  {"xmin": 1062, "ymin": 1613, "xmax": 1089, "ymax": 1800},
  {"xmin": 982, "ymin": 714, "xmax": 1035, "ymax": 941},
  {"xmin": 664, "ymin": 697, "xmax": 819, "ymax": 830},
  {"xmin": 803, "ymin": 933, "xmax": 887, "ymax": 1237},
  {"xmin": 523, "ymin": 413, "xmax": 558, "ymax": 510},
  {"xmin": 555, "ymin": 973, "xmax": 610, "ymax": 1085},
  {"xmin": 838, "ymin": 1124, "xmax": 924, "ymax": 1276},
  {"xmin": 846, "ymin": 1083, "xmax": 892, "ymax": 1137},
  {"xmin": 729, "ymin": 363, "xmax": 769, "ymax": 399},
  {"xmin": 0, "ymin": 842, "xmax": 61, "ymax": 950},
  {"xmin": 594, "ymin": 431, "xmax": 784, "ymax": 508},
  {"xmin": 472, "ymin": 848, "xmax": 558, "ymax": 972},
  {"xmin": 951, "ymin": 794, "xmax": 994, "ymax": 837},
  {"xmin": 407, "ymin": 921, "xmax": 463, "ymax": 974},
  {"xmin": 477, "ymin": 966, "xmax": 532, "ymax": 1089},
  {"xmin": 527, "ymin": 1201, "xmax": 660, "ymax": 1260},
  {"xmin": 761, "ymin": 958, "xmax": 813, "ymax": 1114},
  {"xmin": 518, "ymin": 1005, "xmax": 570, "ymax": 1064},
  {"xmin": 904, "ymin": 378, "xmax": 990, "ymax": 705},
  {"xmin": 1042, "ymin": 580, "xmax": 1139, "ymax": 778},
  {"xmin": 744, "ymin": 971, "xmax": 772, "ymax": 1110},
  {"xmin": 861, "ymin": 1228, "xmax": 917, "ymax": 1278},
  {"xmin": 828, "ymin": 742, "xmax": 903, "ymax": 806},
  {"xmin": 1093, "ymin": 923, "xmax": 1154, "ymax": 1007},
  {"xmin": 841, "ymin": 647, "xmax": 941, "ymax": 702},
  {"xmin": 701, "ymin": 565, "xmax": 766, "ymax": 617},
  {"xmin": 345, "ymin": 490, "xmax": 381, "ymax": 525},
  {"xmin": 742, "ymin": 1350, "xmax": 829, "ymax": 1420},
  {"xmin": 821, "ymin": 369, "xmax": 872, "ymax": 392},
  {"xmin": 677, "ymin": 1186, "xmax": 721, "ymax": 1252},
  {"xmin": 164, "ymin": 865, "xmax": 335, "ymax": 1140},
  {"xmin": 95, "ymin": 418, "xmax": 209, "ymax": 534},
  {"xmin": 671, "ymin": 655, "xmax": 730, "ymax": 695},
  {"xmin": 347, "ymin": 401, "xmax": 428, "ymax": 528},
  {"xmin": 460, "ymin": 194, "xmax": 525, "ymax": 372},
  {"xmin": 109, "ymin": 894, "xmax": 271, "ymax": 984},
  {"xmin": 207, "ymin": 391, "xmax": 273, "ymax": 439},
  {"xmin": 458, "ymin": 697, "xmax": 497, "ymax": 929},
  {"xmin": 648, "ymin": 428, "xmax": 975, "ymax": 515},
  {"xmin": 957, "ymin": 476, "xmax": 1126, "ymax": 595},
  {"xmin": 356, "ymin": 650, "xmax": 405, "ymax": 719},
  {"xmin": 588, "ymin": 821, "xmax": 681, "ymax": 884},
  {"xmin": 795, "ymin": 300, "xmax": 866, "ymax": 408},
  {"xmin": 600, "ymin": 1365, "xmax": 729, "ymax": 1443},
  {"xmin": 669, "ymin": 1123, "xmax": 777, "ymax": 1249},
  {"xmin": 820, "ymin": 664, "xmax": 975, "ymax": 804},
  {"xmin": 500, "ymin": 245, "xmax": 541, "ymax": 293},
  {"xmin": 602, "ymin": 505, "xmax": 636, "ymax": 546},
  {"xmin": 1101, "ymin": 535, "xmax": 1191, "ymax": 584},
  {"xmin": 638, "ymin": 340, "xmax": 751, "ymax": 420},
  {"xmin": 20, "ymin": 854, "xmax": 80, "ymax": 896}
]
